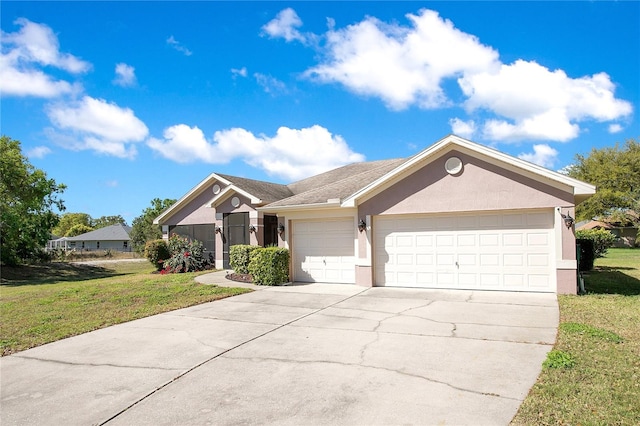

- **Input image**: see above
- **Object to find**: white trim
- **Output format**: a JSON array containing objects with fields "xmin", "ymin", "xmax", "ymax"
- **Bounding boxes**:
[
  {"xmin": 259, "ymin": 200, "xmax": 341, "ymax": 213},
  {"xmin": 342, "ymin": 134, "xmax": 595, "ymax": 207},
  {"xmin": 557, "ymin": 260, "xmax": 577, "ymax": 269},
  {"xmin": 154, "ymin": 173, "xmax": 264, "ymax": 224},
  {"xmin": 154, "ymin": 173, "xmax": 226, "ymax": 224}
]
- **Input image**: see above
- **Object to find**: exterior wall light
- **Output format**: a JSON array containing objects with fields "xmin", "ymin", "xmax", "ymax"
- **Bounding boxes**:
[
  {"xmin": 558, "ymin": 208, "xmax": 574, "ymax": 229},
  {"xmin": 562, "ymin": 213, "xmax": 575, "ymax": 229},
  {"xmin": 277, "ymin": 223, "xmax": 285, "ymax": 235},
  {"xmin": 358, "ymin": 219, "xmax": 367, "ymax": 233},
  {"xmin": 215, "ymin": 225, "xmax": 223, "ymax": 234},
  {"xmin": 249, "ymin": 225, "xmax": 257, "ymax": 233}
]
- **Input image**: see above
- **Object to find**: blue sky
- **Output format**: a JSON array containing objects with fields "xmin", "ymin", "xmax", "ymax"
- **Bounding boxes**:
[{"xmin": 2, "ymin": 1, "xmax": 638, "ymax": 223}]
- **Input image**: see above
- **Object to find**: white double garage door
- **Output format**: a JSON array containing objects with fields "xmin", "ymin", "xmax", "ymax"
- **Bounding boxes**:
[{"xmin": 293, "ymin": 210, "xmax": 556, "ymax": 292}]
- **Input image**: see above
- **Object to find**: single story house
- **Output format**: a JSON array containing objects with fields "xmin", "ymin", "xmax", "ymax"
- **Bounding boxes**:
[
  {"xmin": 155, "ymin": 135, "xmax": 596, "ymax": 294},
  {"xmin": 48, "ymin": 224, "xmax": 132, "ymax": 252},
  {"xmin": 577, "ymin": 220, "xmax": 638, "ymax": 248}
]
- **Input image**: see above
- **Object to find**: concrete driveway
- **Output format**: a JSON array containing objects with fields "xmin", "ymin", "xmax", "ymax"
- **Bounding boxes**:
[{"xmin": 1, "ymin": 282, "xmax": 558, "ymax": 425}]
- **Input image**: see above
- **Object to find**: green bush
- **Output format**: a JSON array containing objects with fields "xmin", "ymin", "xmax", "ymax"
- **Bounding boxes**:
[
  {"xmin": 248, "ymin": 247, "xmax": 289, "ymax": 286},
  {"xmin": 144, "ymin": 239, "xmax": 170, "ymax": 271},
  {"xmin": 576, "ymin": 228, "xmax": 616, "ymax": 258},
  {"xmin": 163, "ymin": 234, "xmax": 209, "ymax": 273},
  {"xmin": 229, "ymin": 244, "xmax": 261, "ymax": 274},
  {"xmin": 577, "ymin": 238, "xmax": 595, "ymax": 271}
]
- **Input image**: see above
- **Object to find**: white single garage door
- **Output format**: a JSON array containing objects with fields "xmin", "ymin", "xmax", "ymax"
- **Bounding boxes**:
[
  {"xmin": 374, "ymin": 210, "xmax": 555, "ymax": 292},
  {"xmin": 293, "ymin": 219, "xmax": 356, "ymax": 284}
]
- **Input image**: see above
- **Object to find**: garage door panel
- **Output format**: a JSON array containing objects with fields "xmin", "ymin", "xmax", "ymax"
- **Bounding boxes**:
[
  {"xmin": 374, "ymin": 211, "xmax": 555, "ymax": 292},
  {"xmin": 293, "ymin": 220, "xmax": 355, "ymax": 284}
]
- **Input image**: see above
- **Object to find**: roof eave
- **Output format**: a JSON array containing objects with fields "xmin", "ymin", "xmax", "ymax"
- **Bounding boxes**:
[
  {"xmin": 342, "ymin": 134, "xmax": 598, "ymax": 207},
  {"xmin": 259, "ymin": 200, "xmax": 342, "ymax": 213}
]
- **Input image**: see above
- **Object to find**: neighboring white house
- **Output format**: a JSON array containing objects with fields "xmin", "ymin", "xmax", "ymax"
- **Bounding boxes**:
[{"xmin": 47, "ymin": 224, "xmax": 132, "ymax": 252}]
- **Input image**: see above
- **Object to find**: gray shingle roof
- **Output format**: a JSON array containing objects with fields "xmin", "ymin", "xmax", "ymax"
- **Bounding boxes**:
[
  {"xmin": 66, "ymin": 224, "xmax": 132, "ymax": 241},
  {"xmin": 267, "ymin": 158, "xmax": 407, "ymax": 207},
  {"xmin": 216, "ymin": 174, "xmax": 294, "ymax": 204}
]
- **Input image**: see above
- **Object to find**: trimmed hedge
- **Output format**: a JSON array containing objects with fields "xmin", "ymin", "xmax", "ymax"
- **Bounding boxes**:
[
  {"xmin": 229, "ymin": 244, "xmax": 261, "ymax": 274},
  {"xmin": 144, "ymin": 239, "xmax": 170, "ymax": 271},
  {"xmin": 576, "ymin": 238, "xmax": 595, "ymax": 272},
  {"xmin": 576, "ymin": 228, "xmax": 616, "ymax": 259},
  {"xmin": 248, "ymin": 247, "xmax": 290, "ymax": 286}
]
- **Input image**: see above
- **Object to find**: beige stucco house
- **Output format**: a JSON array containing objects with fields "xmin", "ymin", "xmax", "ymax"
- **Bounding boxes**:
[{"xmin": 155, "ymin": 135, "xmax": 596, "ymax": 294}]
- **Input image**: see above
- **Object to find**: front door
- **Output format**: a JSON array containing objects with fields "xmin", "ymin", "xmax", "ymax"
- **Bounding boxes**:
[
  {"xmin": 263, "ymin": 215, "xmax": 279, "ymax": 247},
  {"xmin": 223, "ymin": 212, "xmax": 249, "ymax": 269}
]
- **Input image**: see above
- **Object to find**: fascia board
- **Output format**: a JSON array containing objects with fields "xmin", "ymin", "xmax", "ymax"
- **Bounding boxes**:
[
  {"xmin": 259, "ymin": 200, "xmax": 341, "ymax": 213},
  {"xmin": 208, "ymin": 185, "xmax": 262, "ymax": 207},
  {"xmin": 341, "ymin": 135, "xmax": 455, "ymax": 207},
  {"xmin": 342, "ymin": 134, "xmax": 596, "ymax": 207},
  {"xmin": 154, "ymin": 173, "xmax": 226, "ymax": 224},
  {"xmin": 207, "ymin": 186, "xmax": 235, "ymax": 208}
]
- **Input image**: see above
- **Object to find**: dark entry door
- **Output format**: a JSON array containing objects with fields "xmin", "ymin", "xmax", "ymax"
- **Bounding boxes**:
[
  {"xmin": 263, "ymin": 215, "xmax": 278, "ymax": 247},
  {"xmin": 223, "ymin": 212, "xmax": 249, "ymax": 269}
]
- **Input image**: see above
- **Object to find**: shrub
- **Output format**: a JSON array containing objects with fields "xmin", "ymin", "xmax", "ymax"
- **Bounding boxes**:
[
  {"xmin": 248, "ymin": 247, "xmax": 289, "ymax": 286},
  {"xmin": 576, "ymin": 238, "xmax": 595, "ymax": 271},
  {"xmin": 144, "ymin": 239, "xmax": 170, "ymax": 271},
  {"xmin": 163, "ymin": 234, "xmax": 209, "ymax": 273},
  {"xmin": 229, "ymin": 245, "xmax": 261, "ymax": 274},
  {"xmin": 576, "ymin": 228, "xmax": 616, "ymax": 258}
]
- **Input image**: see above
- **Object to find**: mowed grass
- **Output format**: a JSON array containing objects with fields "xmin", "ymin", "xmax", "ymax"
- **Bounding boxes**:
[
  {"xmin": 512, "ymin": 248, "xmax": 640, "ymax": 425},
  {"xmin": 0, "ymin": 261, "xmax": 250, "ymax": 356}
]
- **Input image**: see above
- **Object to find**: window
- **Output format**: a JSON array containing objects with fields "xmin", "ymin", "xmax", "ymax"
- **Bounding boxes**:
[
  {"xmin": 123, "ymin": 241, "xmax": 128, "ymax": 249},
  {"xmin": 97, "ymin": 241, "xmax": 100, "ymax": 249}
]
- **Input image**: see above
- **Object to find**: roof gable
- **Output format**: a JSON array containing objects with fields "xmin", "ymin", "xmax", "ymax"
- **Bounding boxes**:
[
  {"xmin": 342, "ymin": 135, "xmax": 596, "ymax": 207},
  {"xmin": 155, "ymin": 173, "xmax": 293, "ymax": 224}
]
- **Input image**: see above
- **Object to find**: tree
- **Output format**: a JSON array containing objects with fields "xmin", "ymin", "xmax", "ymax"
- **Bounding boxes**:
[
  {"xmin": 52, "ymin": 213, "xmax": 92, "ymax": 237},
  {"xmin": 92, "ymin": 215, "xmax": 127, "ymax": 228},
  {"xmin": 65, "ymin": 224, "xmax": 94, "ymax": 237},
  {"xmin": 567, "ymin": 138, "xmax": 640, "ymax": 225},
  {"xmin": 129, "ymin": 198, "xmax": 176, "ymax": 254},
  {"xmin": 1, "ymin": 136, "xmax": 66, "ymax": 265}
]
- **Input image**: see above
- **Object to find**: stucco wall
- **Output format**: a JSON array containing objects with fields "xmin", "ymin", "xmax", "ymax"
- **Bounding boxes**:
[
  {"xmin": 557, "ymin": 269, "xmax": 577, "ymax": 295},
  {"xmin": 359, "ymin": 151, "xmax": 574, "ymax": 217},
  {"xmin": 164, "ymin": 185, "xmax": 217, "ymax": 225}
]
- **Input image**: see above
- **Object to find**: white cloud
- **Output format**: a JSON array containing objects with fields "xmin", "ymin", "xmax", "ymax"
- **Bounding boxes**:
[
  {"xmin": 231, "ymin": 67, "xmax": 247, "ymax": 78},
  {"xmin": 46, "ymin": 96, "xmax": 148, "ymax": 158},
  {"xmin": 27, "ymin": 146, "xmax": 52, "ymax": 158},
  {"xmin": 262, "ymin": 8, "xmax": 306, "ymax": 43},
  {"xmin": 254, "ymin": 73, "xmax": 287, "ymax": 95},
  {"xmin": 518, "ymin": 144, "xmax": 558, "ymax": 168},
  {"xmin": 460, "ymin": 60, "xmax": 633, "ymax": 142},
  {"xmin": 147, "ymin": 124, "xmax": 365, "ymax": 181},
  {"xmin": 608, "ymin": 123, "xmax": 623, "ymax": 134},
  {"xmin": 113, "ymin": 63, "xmax": 136, "ymax": 87},
  {"xmin": 0, "ymin": 18, "xmax": 90, "ymax": 98},
  {"xmin": 268, "ymin": 8, "xmax": 632, "ymax": 142},
  {"xmin": 304, "ymin": 9, "xmax": 499, "ymax": 110},
  {"xmin": 449, "ymin": 118, "xmax": 476, "ymax": 139},
  {"xmin": 166, "ymin": 35, "xmax": 192, "ymax": 56}
]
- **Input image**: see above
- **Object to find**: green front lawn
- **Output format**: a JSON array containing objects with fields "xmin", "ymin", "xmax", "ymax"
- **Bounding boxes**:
[
  {"xmin": 512, "ymin": 248, "xmax": 640, "ymax": 425},
  {"xmin": 0, "ymin": 261, "xmax": 250, "ymax": 356}
]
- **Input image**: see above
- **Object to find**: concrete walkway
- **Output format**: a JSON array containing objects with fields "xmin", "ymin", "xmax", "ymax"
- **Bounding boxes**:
[{"xmin": 1, "ymin": 276, "xmax": 558, "ymax": 425}]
